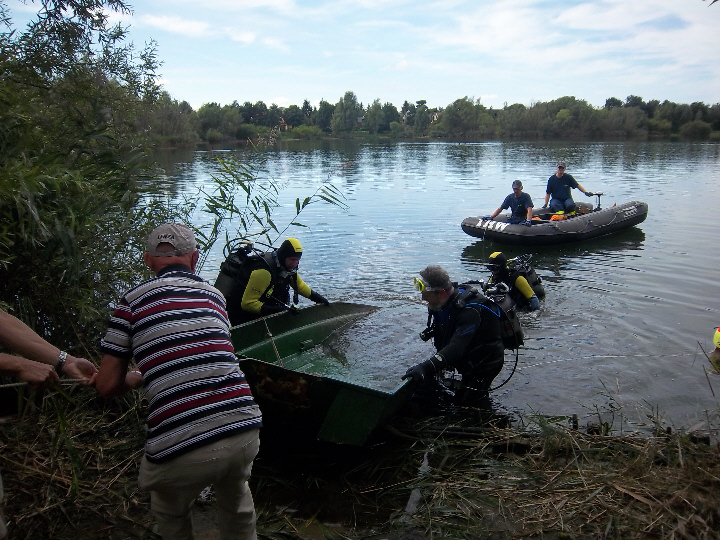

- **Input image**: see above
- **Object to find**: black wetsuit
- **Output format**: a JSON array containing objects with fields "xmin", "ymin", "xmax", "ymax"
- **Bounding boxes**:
[{"xmin": 427, "ymin": 285, "xmax": 505, "ymax": 404}]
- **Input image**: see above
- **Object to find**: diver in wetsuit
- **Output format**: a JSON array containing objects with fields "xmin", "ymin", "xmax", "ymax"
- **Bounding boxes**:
[
  {"xmin": 402, "ymin": 265, "xmax": 505, "ymax": 405},
  {"xmin": 216, "ymin": 238, "xmax": 330, "ymax": 326},
  {"xmin": 485, "ymin": 252, "xmax": 540, "ymax": 311}
]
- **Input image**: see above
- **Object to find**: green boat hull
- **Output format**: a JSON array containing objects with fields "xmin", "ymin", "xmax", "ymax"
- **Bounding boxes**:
[{"xmin": 230, "ymin": 302, "xmax": 412, "ymax": 446}]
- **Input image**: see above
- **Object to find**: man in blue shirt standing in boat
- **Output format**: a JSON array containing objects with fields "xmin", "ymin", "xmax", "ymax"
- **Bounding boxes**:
[
  {"xmin": 543, "ymin": 161, "xmax": 594, "ymax": 213},
  {"xmin": 487, "ymin": 180, "xmax": 534, "ymax": 226}
]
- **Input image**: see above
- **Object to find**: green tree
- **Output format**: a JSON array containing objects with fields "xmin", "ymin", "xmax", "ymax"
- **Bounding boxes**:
[
  {"xmin": 442, "ymin": 97, "xmax": 479, "ymax": 137},
  {"xmin": 679, "ymin": 120, "xmax": 712, "ymax": 140},
  {"xmin": 301, "ymin": 99, "xmax": 314, "ymax": 125},
  {"xmin": 144, "ymin": 91, "xmax": 197, "ymax": 145},
  {"xmin": 0, "ymin": 0, "xmax": 163, "ymax": 350},
  {"xmin": 364, "ymin": 99, "xmax": 383, "ymax": 134},
  {"xmin": 331, "ymin": 91, "xmax": 362, "ymax": 134},
  {"xmin": 401, "ymin": 101, "xmax": 416, "ymax": 126},
  {"xmin": 414, "ymin": 104, "xmax": 430, "ymax": 134},
  {"xmin": 314, "ymin": 99, "xmax": 335, "ymax": 132},
  {"xmin": 283, "ymin": 104, "xmax": 304, "ymax": 128},
  {"xmin": 196, "ymin": 102, "xmax": 224, "ymax": 140},
  {"xmin": 380, "ymin": 102, "xmax": 400, "ymax": 133},
  {"xmin": 605, "ymin": 97, "xmax": 623, "ymax": 109}
]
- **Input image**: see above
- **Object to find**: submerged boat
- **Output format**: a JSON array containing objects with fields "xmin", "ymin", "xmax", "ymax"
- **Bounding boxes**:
[
  {"xmin": 230, "ymin": 302, "xmax": 412, "ymax": 446},
  {"xmin": 462, "ymin": 194, "xmax": 648, "ymax": 246}
]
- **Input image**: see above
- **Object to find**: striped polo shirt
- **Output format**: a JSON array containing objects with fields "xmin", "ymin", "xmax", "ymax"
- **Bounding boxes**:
[{"xmin": 100, "ymin": 264, "xmax": 262, "ymax": 463}]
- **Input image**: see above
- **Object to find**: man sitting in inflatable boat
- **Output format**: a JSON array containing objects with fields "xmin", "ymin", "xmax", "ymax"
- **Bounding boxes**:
[{"xmin": 485, "ymin": 252, "xmax": 542, "ymax": 311}]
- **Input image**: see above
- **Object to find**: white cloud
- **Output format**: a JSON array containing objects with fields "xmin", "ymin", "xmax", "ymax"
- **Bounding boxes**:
[{"xmin": 141, "ymin": 15, "xmax": 211, "ymax": 37}]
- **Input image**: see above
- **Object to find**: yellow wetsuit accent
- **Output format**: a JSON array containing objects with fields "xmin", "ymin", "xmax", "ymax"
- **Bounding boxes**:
[
  {"xmin": 513, "ymin": 275, "xmax": 535, "ymax": 301},
  {"xmin": 241, "ymin": 267, "xmax": 312, "ymax": 314},
  {"xmin": 488, "ymin": 274, "xmax": 535, "ymax": 301}
]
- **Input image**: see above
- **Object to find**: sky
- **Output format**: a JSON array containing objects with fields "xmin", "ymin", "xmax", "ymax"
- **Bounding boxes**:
[{"xmin": 7, "ymin": 0, "xmax": 720, "ymax": 111}]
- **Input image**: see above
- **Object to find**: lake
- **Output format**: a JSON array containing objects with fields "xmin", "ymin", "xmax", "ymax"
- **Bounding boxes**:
[{"xmin": 154, "ymin": 140, "xmax": 720, "ymax": 434}]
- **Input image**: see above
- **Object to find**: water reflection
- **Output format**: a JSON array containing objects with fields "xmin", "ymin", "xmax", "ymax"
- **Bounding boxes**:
[{"xmin": 156, "ymin": 141, "xmax": 720, "ymax": 433}]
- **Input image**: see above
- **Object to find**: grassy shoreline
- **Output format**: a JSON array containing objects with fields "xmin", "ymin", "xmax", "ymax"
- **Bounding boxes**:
[{"xmin": 1, "ymin": 384, "xmax": 719, "ymax": 539}]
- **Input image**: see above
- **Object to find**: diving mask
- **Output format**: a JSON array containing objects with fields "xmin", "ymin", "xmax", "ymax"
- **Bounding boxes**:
[{"xmin": 413, "ymin": 277, "xmax": 442, "ymax": 293}]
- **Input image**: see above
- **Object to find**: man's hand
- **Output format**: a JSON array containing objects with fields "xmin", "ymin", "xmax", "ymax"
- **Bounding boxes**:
[
  {"xmin": 18, "ymin": 359, "xmax": 59, "ymax": 390},
  {"xmin": 126, "ymin": 370, "xmax": 143, "ymax": 389},
  {"xmin": 401, "ymin": 355, "xmax": 443, "ymax": 384},
  {"xmin": 541, "ymin": 204, "xmax": 548, "ymax": 209},
  {"xmin": 522, "ymin": 220, "xmax": 532, "ymax": 227},
  {"xmin": 402, "ymin": 364, "xmax": 429, "ymax": 384},
  {"xmin": 585, "ymin": 191, "xmax": 595, "ymax": 197},
  {"xmin": 482, "ymin": 216, "xmax": 492, "ymax": 221},
  {"xmin": 62, "ymin": 356, "xmax": 98, "ymax": 385},
  {"xmin": 529, "ymin": 295, "xmax": 540, "ymax": 311},
  {"xmin": 309, "ymin": 291, "xmax": 330, "ymax": 305}
]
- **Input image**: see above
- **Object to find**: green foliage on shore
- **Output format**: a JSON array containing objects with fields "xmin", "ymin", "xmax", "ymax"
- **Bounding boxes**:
[
  {"xmin": 0, "ymin": 0, "xmax": 166, "ymax": 355},
  {"xmin": 157, "ymin": 93, "xmax": 720, "ymax": 146}
]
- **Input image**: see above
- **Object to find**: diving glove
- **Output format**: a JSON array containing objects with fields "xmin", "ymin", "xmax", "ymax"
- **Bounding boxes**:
[
  {"xmin": 309, "ymin": 291, "xmax": 330, "ymax": 305},
  {"xmin": 401, "ymin": 354, "xmax": 444, "ymax": 384},
  {"xmin": 585, "ymin": 191, "xmax": 595, "ymax": 197},
  {"xmin": 529, "ymin": 295, "xmax": 540, "ymax": 311},
  {"xmin": 522, "ymin": 220, "xmax": 532, "ymax": 227}
]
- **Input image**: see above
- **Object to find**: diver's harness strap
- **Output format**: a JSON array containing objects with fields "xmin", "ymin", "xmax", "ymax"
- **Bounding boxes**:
[{"xmin": 422, "ymin": 285, "xmax": 501, "ymax": 334}]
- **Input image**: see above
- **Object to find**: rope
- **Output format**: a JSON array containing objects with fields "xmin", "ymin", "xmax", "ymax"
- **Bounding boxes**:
[
  {"xmin": 262, "ymin": 317, "xmax": 285, "ymax": 367},
  {"xmin": 0, "ymin": 379, "xmax": 89, "ymax": 389}
]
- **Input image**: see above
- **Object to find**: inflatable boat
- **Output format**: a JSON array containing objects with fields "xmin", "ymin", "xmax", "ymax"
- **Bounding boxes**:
[{"xmin": 461, "ymin": 194, "xmax": 648, "ymax": 246}]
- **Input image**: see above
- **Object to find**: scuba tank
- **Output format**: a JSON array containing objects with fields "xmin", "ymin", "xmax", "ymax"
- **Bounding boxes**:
[
  {"xmin": 508, "ymin": 254, "xmax": 545, "ymax": 299},
  {"xmin": 479, "ymin": 281, "xmax": 525, "ymax": 350},
  {"xmin": 424, "ymin": 281, "xmax": 524, "ymax": 351},
  {"xmin": 214, "ymin": 240, "xmax": 258, "ymax": 324}
]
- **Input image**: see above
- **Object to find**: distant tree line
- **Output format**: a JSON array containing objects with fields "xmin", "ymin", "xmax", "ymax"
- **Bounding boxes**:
[{"xmin": 144, "ymin": 91, "xmax": 720, "ymax": 146}]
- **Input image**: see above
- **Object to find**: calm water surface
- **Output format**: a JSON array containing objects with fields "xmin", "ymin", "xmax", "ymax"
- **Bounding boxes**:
[{"xmin": 155, "ymin": 141, "xmax": 720, "ymax": 433}]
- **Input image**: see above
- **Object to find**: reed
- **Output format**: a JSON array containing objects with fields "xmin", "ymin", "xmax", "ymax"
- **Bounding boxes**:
[{"xmin": 1, "ymin": 386, "xmax": 718, "ymax": 540}]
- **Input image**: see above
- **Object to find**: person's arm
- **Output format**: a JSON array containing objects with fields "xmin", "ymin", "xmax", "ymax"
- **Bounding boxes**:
[
  {"xmin": 295, "ymin": 274, "xmax": 312, "ymax": 298},
  {"xmin": 576, "ymin": 183, "xmax": 593, "ymax": 196},
  {"xmin": 241, "ymin": 268, "xmax": 273, "ymax": 314},
  {"xmin": 0, "ymin": 309, "xmax": 97, "ymax": 384},
  {"xmin": 513, "ymin": 275, "xmax": 536, "ymax": 301},
  {"xmin": 512, "ymin": 276, "xmax": 539, "ymax": 310},
  {"xmin": 524, "ymin": 194, "xmax": 534, "ymax": 220},
  {"xmin": 0, "ymin": 353, "xmax": 59, "ymax": 389},
  {"xmin": 95, "ymin": 353, "xmax": 142, "ymax": 398},
  {"xmin": 489, "ymin": 206, "xmax": 502, "ymax": 219}
]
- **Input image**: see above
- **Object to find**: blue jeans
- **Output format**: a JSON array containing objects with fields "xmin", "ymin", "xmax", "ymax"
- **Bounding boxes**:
[{"xmin": 549, "ymin": 198, "xmax": 576, "ymax": 213}]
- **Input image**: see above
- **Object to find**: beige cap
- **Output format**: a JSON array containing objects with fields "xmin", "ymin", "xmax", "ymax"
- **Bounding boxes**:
[{"xmin": 146, "ymin": 223, "xmax": 197, "ymax": 256}]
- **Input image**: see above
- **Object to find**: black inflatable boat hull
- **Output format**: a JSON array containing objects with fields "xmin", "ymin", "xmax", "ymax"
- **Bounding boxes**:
[{"xmin": 461, "ymin": 201, "xmax": 648, "ymax": 246}]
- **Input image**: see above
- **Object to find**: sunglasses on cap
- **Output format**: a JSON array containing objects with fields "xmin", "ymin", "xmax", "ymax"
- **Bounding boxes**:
[
  {"xmin": 413, "ymin": 277, "xmax": 443, "ymax": 293},
  {"xmin": 557, "ymin": 165, "xmax": 565, "ymax": 169}
]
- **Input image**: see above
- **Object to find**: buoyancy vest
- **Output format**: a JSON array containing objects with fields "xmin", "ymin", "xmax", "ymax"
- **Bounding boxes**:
[{"xmin": 426, "ymin": 284, "xmax": 522, "ymax": 355}]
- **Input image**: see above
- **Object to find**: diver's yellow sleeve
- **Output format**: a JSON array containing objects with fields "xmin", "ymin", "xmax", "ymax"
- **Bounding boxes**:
[
  {"xmin": 513, "ymin": 275, "xmax": 535, "ymax": 300},
  {"xmin": 241, "ymin": 268, "xmax": 273, "ymax": 314},
  {"xmin": 296, "ymin": 274, "xmax": 312, "ymax": 298}
]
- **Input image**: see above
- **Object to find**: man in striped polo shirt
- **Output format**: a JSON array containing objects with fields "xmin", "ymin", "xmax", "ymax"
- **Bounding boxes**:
[{"xmin": 95, "ymin": 223, "xmax": 262, "ymax": 540}]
